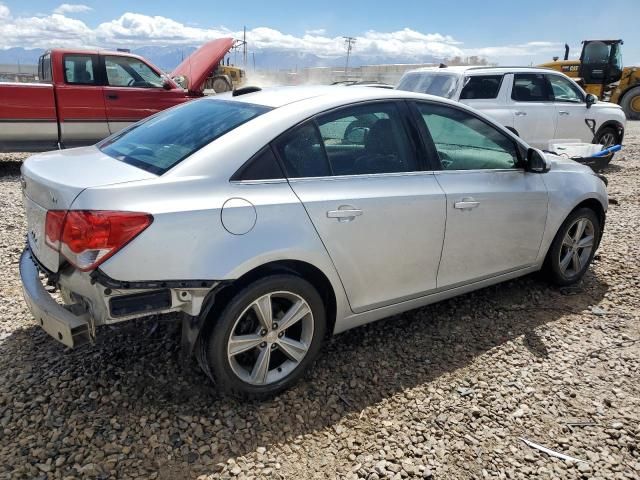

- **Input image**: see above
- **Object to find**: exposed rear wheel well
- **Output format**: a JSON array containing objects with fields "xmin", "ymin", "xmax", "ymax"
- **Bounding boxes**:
[{"xmin": 202, "ymin": 260, "xmax": 337, "ymax": 338}]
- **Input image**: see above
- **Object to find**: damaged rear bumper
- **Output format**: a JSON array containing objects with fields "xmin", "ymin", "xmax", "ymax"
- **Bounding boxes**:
[{"xmin": 19, "ymin": 249, "xmax": 91, "ymax": 348}]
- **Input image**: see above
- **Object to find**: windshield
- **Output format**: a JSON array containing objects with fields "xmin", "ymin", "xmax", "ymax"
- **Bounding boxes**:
[
  {"xmin": 396, "ymin": 72, "xmax": 460, "ymax": 99},
  {"xmin": 99, "ymin": 99, "xmax": 271, "ymax": 175}
]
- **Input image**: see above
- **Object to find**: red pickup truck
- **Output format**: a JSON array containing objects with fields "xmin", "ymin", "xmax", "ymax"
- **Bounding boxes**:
[{"xmin": 0, "ymin": 38, "xmax": 234, "ymax": 152}]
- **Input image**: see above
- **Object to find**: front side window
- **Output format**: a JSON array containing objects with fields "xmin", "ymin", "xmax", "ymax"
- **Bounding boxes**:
[
  {"xmin": 460, "ymin": 75, "xmax": 504, "ymax": 100},
  {"xmin": 511, "ymin": 73, "xmax": 552, "ymax": 102},
  {"xmin": 100, "ymin": 99, "xmax": 271, "ymax": 175},
  {"xmin": 316, "ymin": 103, "xmax": 417, "ymax": 175},
  {"xmin": 64, "ymin": 54, "xmax": 97, "ymax": 85},
  {"xmin": 105, "ymin": 56, "xmax": 163, "ymax": 88},
  {"xmin": 547, "ymin": 75, "xmax": 584, "ymax": 103},
  {"xmin": 415, "ymin": 103, "xmax": 519, "ymax": 170},
  {"xmin": 397, "ymin": 72, "xmax": 460, "ymax": 99}
]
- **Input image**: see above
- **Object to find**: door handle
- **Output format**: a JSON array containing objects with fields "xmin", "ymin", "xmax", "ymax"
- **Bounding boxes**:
[
  {"xmin": 558, "ymin": 110, "xmax": 570, "ymax": 115},
  {"xmin": 106, "ymin": 94, "xmax": 119, "ymax": 100},
  {"xmin": 327, "ymin": 206, "xmax": 363, "ymax": 222},
  {"xmin": 514, "ymin": 111, "xmax": 527, "ymax": 116},
  {"xmin": 454, "ymin": 198, "xmax": 480, "ymax": 210}
]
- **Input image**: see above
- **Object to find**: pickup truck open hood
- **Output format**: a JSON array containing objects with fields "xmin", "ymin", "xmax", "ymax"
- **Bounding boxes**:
[{"xmin": 170, "ymin": 37, "xmax": 235, "ymax": 95}]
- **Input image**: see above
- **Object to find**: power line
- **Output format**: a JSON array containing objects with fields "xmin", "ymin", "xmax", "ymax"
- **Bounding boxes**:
[{"xmin": 343, "ymin": 36, "xmax": 356, "ymax": 77}]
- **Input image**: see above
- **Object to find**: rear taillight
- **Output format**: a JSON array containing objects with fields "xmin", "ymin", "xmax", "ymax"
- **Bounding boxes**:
[{"xmin": 44, "ymin": 210, "xmax": 153, "ymax": 271}]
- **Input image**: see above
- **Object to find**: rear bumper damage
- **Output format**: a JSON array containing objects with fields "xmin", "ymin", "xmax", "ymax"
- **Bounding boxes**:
[
  {"xmin": 20, "ymin": 249, "xmax": 91, "ymax": 348},
  {"xmin": 19, "ymin": 247, "xmax": 219, "ymax": 348}
]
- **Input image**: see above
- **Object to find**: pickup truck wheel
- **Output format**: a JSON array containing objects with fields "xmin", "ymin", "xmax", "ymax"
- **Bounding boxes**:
[
  {"xmin": 620, "ymin": 86, "xmax": 640, "ymax": 120},
  {"xmin": 545, "ymin": 208, "xmax": 601, "ymax": 286},
  {"xmin": 202, "ymin": 274, "xmax": 326, "ymax": 399},
  {"xmin": 593, "ymin": 127, "xmax": 619, "ymax": 148}
]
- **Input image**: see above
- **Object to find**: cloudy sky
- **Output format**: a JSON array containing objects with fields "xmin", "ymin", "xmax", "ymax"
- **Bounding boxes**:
[{"xmin": 0, "ymin": 0, "xmax": 638, "ymax": 65}]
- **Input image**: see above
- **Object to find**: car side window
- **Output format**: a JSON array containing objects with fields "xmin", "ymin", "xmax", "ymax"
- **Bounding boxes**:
[
  {"xmin": 460, "ymin": 75, "xmax": 504, "ymax": 100},
  {"xmin": 315, "ymin": 103, "xmax": 417, "ymax": 175},
  {"xmin": 63, "ymin": 54, "xmax": 97, "ymax": 85},
  {"xmin": 273, "ymin": 122, "xmax": 331, "ymax": 178},
  {"xmin": 231, "ymin": 146, "xmax": 284, "ymax": 181},
  {"xmin": 511, "ymin": 73, "xmax": 552, "ymax": 102},
  {"xmin": 547, "ymin": 75, "xmax": 584, "ymax": 103},
  {"xmin": 415, "ymin": 103, "xmax": 520, "ymax": 170},
  {"xmin": 105, "ymin": 56, "xmax": 164, "ymax": 88}
]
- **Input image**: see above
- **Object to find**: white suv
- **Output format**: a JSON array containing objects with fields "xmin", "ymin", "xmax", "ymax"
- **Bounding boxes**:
[{"xmin": 397, "ymin": 66, "xmax": 626, "ymax": 149}]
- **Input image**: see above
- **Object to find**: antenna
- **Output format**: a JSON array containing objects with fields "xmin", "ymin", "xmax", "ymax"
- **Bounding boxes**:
[{"xmin": 343, "ymin": 36, "xmax": 356, "ymax": 78}]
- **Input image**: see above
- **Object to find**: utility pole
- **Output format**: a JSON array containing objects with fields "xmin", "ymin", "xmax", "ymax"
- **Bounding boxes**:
[{"xmin": 343, "ymin": 36, "xmax": 356, "ymax": 78}]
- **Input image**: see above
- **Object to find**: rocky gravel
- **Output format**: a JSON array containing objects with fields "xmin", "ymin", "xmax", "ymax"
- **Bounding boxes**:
[{"xmin": 1, "ymin": 124, "xmax": 639, "ymax": 480}]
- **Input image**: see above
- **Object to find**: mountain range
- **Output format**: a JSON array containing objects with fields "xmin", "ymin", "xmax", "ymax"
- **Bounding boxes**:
[{"xmin": 0, "ymin": 46, "xmax": 443, "ymax": 71}]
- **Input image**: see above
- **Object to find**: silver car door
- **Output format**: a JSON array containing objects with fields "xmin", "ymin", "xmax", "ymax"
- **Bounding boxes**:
[
  {"xmin": 412, "ymin": 101, "xmax": 548, "ymax": 288},
  {"xmin": 274, "ymin": 102, "xmax": 447, "ymax": 313}
]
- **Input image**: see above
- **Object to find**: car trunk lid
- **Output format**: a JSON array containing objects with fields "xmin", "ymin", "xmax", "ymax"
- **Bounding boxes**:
[
  {"xmin": 21, "ymin": 146, "xmax": 156, "ymax": 272},
  {"xmin": 170, "ymin": 37, "xmax": 235, "ymax": 95}
]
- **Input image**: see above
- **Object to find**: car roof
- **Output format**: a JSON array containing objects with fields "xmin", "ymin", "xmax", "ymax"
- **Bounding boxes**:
[
  {"xmin": 216, "ymin": 85, "xmax": 449, "ymax": 108},
  {"xmin": 404, "ymin": 65, "xmax": 559, "ymax": 76}
]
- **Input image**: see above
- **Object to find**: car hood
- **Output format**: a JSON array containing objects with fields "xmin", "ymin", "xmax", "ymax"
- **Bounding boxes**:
[
  {"xmin": 545, "ymin": 152, "xmax": 592, "ymax": 173},
  {"xmin": 170, "ymin": 37, "xmax": 235, "ymax": 94}
]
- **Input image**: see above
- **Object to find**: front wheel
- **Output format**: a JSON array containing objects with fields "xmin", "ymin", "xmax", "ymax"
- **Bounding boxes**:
[
  {"xmin": 545, "ymin": 208, "xmax": 601, "ymax": 286},
  {"xmin": 594, "ymin": 127, "xmax": 620, "ymax": 148},
  {"xmin": 620, "ymin": 86, "xmax": 640, "ymax": 120},
  {"xmin": 201, "ymin": 274, "xmax": 326, "ymax": 399}
]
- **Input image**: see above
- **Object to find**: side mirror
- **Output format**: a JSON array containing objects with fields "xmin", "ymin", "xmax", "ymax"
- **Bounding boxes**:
[
  {"xmin": 526, "ymin": 148, "xmax": 550, "ymax": 173},
  {"xmin": 586, "ymin": 93, "xmax": 597, "ymax": 108},
  {"xmin": 162, "ymin": 78, "xmax": 173, "ymax": 90}
]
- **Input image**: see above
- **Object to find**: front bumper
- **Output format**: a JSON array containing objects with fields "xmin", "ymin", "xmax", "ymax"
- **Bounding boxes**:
[{"xmin": 19, "ymin": 249, "xmax": 91, "ymax": 348}]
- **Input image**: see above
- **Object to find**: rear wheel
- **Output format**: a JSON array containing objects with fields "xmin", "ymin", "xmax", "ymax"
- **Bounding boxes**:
[
  {"xmin": 212, "ymin": 76, "xmax": 232, "ymax": 93},
  {"xmin": 620, "ymin": 86, "xmax": 640, "ymax": 120},
  {"xmin": 201, "ymin": 274, "xmax": 326, "ymax": 399},
  {"xmin": 545, "ymin": 208, "xmax": 601, "ymax": 286}
]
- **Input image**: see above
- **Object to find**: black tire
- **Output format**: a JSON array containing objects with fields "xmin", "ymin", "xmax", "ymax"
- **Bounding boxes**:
[
  {"xmin": 620, "ymin": 86, "xmax": 640, "ymax": 121},
  {"xmin": 593, "ymin": 126, "xmax": 620, "ymax": 148},
  {"xmin": 545, "ymin": 208, "xmax": 601, "ymax": 286},
  {"xmin": 212, "ymin": 76, "xmax": 232, "ymax": 93},
  {"xmin": 201, "ymin": 274, "xmax": 326, "ymax": 399}
]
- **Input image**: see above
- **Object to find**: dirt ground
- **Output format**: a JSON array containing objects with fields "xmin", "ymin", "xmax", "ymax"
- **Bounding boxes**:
[{"xmin": 0, "ymin": 124, "xmax": 638, "ymax": 480}]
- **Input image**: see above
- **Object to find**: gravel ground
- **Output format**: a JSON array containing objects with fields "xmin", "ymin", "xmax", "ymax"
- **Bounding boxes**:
[{"xmin": 1, "ymin": 125, "xmax": 639, "ymax": 480}]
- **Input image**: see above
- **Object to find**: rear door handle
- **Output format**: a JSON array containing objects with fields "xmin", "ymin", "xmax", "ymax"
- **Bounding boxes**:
[
  {"xmin": 515, "ymin": 111, "xmax": 527, "ymax": 116},
  {"xmin": 327, "ymin": 206, "xmax": 363, "ymax": 222},
  {"xmin": 454, "ymin": 198, "xmax": 480, "ymax": 210},
  {"xmin": 558, "ymin": 110, "xmax": 570, "ymax": 115},
  {"xmin": 106, "ymin": 94, "xmax": 119, "ymax": 100}
]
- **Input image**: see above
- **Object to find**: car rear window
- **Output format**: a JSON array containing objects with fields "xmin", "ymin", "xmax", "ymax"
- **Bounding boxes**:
[{"xmin": 99, "ymin": 99, "xmax": 271, "ymax": 175}]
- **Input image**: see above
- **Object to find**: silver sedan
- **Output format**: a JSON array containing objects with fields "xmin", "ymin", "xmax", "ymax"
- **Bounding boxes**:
[{"xmin": 20, "ymin": 86, "xmax": 608, "ymax": 398}]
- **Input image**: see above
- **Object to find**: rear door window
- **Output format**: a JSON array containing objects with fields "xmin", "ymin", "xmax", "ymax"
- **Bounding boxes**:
[
  {"xmin": 511, "ymin": 73, "xmax": 553, "ymax": 102},
  {"xmin": 316, "ymin": 103, "xmax": 417, "ymax": 175},
  {"xmin": 63, "ymin": 54, "xmax": 98, "ymax": 85},
  {"xmin": 273, "ymin": 122, "xmax": 331, "ymax": 178},
  {"xmin": 460, "ymin": 75, "xmax": 504, "ymax": 99},
  {"xmin": 99, "ymin": 99, "xmax": 271, "ymax": 175}
]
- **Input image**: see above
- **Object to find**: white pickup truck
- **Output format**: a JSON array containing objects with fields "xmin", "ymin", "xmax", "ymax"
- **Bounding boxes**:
[{"xmin": 397, "ymin": 66, "xmax": 626, "ymax": 149}]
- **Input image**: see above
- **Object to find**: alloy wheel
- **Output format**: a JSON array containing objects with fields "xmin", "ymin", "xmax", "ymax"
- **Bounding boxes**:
[
  {"xmin": 226, "ymin": 291, "xmax": 314, "ymax": 385},
  {"xmin": 558, "ymin": 217, "xmax": 595, "ymax": 278}
]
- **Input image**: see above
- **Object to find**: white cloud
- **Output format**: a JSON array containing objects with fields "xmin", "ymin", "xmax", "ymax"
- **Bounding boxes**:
[
  {"xmin": 0, "ymin": 3, "xmax": 10, "ymax": 18},
  {"xmin": 53, "ymin": 4, "xmax": 92, "ymax": 15},
  {"xmin": 0, "ymin": 8, "xmax": 569, "ymax": 65}
]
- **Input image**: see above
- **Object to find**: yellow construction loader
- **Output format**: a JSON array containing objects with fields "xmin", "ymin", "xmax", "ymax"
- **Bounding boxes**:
[{"xmin": 540, "ymin": 40, "xmax": 640, "ymax": 120}]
